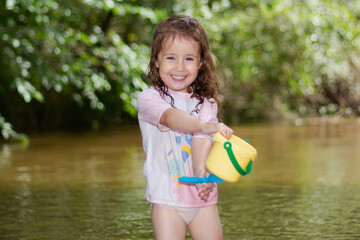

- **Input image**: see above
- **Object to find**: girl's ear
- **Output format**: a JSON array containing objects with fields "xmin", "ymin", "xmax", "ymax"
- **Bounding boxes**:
[
  {"xmin": 155, "ymin": 60, "xmax": 159, "ymax": 68},
  {"xmin": 198, "ymin": 61, "xmax": 203, "ymax": 69}
]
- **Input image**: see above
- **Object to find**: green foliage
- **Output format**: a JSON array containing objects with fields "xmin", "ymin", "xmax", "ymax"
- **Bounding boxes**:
[
  {"xmin": 177, "ymin": 0, "xmax": 360, "ymax": 122},
  {"xmin": 0, "ymin": 0, "xmax": 167, "ymax": 140},
  {"xmin": 1, "ymin": 0, "xmax": 359, "ymax": 141},
  {"xmin": 0, "ymin": 114, "xmax": 28, "ymax": 143}
]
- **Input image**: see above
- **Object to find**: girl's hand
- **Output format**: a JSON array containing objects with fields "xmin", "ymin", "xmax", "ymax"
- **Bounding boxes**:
[
  {"xmin": 195, "ymin": 168, "xmax": 213, "ymax": 201},
  {"xmin": 216, "ymin": 122, "xmax": 233, "ymax": 139},
  {"xmin": 201, "ymin": 122, "xmax": 233, "ymax": 140}
]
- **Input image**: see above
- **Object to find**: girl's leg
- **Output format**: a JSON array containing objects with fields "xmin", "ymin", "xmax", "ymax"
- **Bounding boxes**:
[
  {"xmin": 187, "ymin": 205, "xmax": 223, "ymax": 240},
  {"xmin": 151, "ymin": 204, "xmax": 187, "ymax": 240}
]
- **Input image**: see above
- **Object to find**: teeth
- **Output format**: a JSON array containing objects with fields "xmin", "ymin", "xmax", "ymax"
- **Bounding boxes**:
[{"xmin": 172, "ymin": 75, "xmax": 185, "ymax": 80}]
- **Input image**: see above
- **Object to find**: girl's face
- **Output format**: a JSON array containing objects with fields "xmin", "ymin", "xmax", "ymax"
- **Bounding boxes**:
[{"xmin": 156, "ymin": 36, "xmax": 202, "ymax": 93}]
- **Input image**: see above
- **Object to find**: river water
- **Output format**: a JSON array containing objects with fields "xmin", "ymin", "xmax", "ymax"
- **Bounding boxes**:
[{"xmin": 0, "ymin": 118, "xmax": 359, "ymax": 239}]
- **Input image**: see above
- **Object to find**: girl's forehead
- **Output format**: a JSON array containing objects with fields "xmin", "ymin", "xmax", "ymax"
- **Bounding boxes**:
[{"xmin": 160, "ymin": 34, "xmax": 200, "ymax": 52}]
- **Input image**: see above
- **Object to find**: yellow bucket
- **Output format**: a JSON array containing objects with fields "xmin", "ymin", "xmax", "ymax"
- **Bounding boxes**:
[{"xmin": 206, "ymin": 132, "xmax": 257, "ymax": 182}]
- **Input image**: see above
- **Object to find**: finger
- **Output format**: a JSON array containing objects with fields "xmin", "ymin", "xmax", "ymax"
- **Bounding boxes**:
[
  {"xmin": 199, "ymin": 190, "xmax": 209, "ymax": 200},
  {"xmin": 217, "ymin": 124, "xmax": 232, "ymax": 139},
  {"xmin": 200, "ymin": 189, "xmax": 211, "ymax": 201},
  {"xmin": 223, "ymin": 127, "xmax": 233, "ymax": 139},
  {"xmin": 198, "ymin": 184, "xmax": 213, "ymax": 198},
  {"xmin": 227, "ymin": 129, "xmax": 233, "ymax": 139},
  {"xmin": 200, "ymin": 182, "xmax": 212, "ymax": 191},
  {"xmin": 198, "ymin": 183, "xmax": 212, "ymax": 194},
  {"xmin": 221, "ymin": 129, "xmax": 232, "ymax": 140}
]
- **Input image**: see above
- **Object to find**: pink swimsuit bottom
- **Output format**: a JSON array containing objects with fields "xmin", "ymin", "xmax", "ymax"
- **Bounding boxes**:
[{"xmin": 152, "ymin": 204, "xmax": 201, "ymax": 225}]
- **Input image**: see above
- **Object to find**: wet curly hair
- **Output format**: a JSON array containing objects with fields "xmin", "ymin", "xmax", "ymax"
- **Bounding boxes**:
[{"xmin": 147, "ymin": 14, "xmax": 219, "ymax": 109}]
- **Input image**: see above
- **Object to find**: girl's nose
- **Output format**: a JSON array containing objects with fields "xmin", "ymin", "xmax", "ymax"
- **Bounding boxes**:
[{"xmin": 175, "ymin": 60, "xmax": 185, "ymax": 71}]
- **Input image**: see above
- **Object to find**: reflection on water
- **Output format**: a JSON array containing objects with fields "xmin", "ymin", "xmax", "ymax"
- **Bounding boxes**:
[
  {"xmin": 219, "ymin": 185, "xmax": 360, "ymax": 239},
  {"xmin": 0, "ymin": 119, "xmax": 359, "ymax": 239}
]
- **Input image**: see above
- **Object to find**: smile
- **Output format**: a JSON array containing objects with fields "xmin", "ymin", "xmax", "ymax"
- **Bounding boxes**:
[{"xmin": 171, "ymin": 74, "xmax": 187, "ymax": 82}]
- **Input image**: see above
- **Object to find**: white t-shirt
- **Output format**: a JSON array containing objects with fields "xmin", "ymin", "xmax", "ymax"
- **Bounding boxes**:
[{"xmin": 137, "ymin": 87, "xmax": 219, "ymax": 207}]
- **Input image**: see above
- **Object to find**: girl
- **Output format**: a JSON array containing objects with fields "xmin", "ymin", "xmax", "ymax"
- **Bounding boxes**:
[{"xmin": 137, "ymin": 14, "xmax": 233, "ymax": 240}]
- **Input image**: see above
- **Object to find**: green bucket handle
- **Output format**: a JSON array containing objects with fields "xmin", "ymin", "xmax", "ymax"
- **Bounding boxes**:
[{"xmin": 223, "ymin": 140, "xmax": 253, "ymax": 176}]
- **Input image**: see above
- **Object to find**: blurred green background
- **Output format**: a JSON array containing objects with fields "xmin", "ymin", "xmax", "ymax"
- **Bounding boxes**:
[{"xmin": 1, "ymin": 0, "xmax": 359, "ymax": 141}]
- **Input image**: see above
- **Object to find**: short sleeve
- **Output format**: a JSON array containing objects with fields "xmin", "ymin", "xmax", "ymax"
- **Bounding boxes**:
[
  {"xmin": 193, "ymin": 98, "xmax": 219, "ymax": 142},
  {"xmin": 137, "ymin": 88, "xmax": 172, "ymax": 131}
]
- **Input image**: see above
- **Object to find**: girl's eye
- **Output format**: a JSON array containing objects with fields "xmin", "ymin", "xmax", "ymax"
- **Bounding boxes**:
[
  {"xmin": 166, "ymin": 56, "xmax": 175, "ymax": 60},
  {"xmin": 186, "ymin": 57, "xmax": 194, "ymax": 61}
]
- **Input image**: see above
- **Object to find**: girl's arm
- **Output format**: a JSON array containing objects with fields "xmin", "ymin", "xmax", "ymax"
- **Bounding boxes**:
[
  {"xmin": 192, "ymin": 138, "xmax": 213, "ymax": 176},
  {"xmin": 191, "ymin": 138, "xmax": 214, "ymax": 201},
  {"xmin": 160, "ymin": 108, "xmax": 232, "ymax": 138},
  {"xmin": 161, "ymin": 107, "xmax": 233, "ymax": 201}
]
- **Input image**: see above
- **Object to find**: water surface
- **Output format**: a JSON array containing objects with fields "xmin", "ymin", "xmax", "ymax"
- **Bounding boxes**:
[{"xmin": 0, "ymin": 118, "xmax": 359, "ymax": 239}]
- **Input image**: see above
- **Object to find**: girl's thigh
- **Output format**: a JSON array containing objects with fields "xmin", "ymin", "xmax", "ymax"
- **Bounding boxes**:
[
  {"xmin": 187, "ymin": 205, "xmax": 223, "ymax": 240},
  {"xmin": 151, "ymin": 204, "xmax": 187, "ymax": 240}
]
